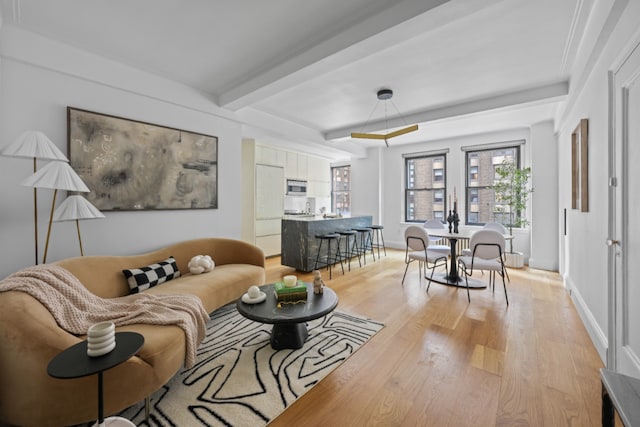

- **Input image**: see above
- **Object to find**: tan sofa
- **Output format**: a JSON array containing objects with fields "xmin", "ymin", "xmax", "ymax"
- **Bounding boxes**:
[{"xmin": 0, "ymin": 237, "xmax": 265, "ymax": 427}]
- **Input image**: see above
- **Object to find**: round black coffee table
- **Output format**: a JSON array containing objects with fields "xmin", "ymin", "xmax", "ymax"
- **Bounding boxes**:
[{"xmin": 236, "ymin": 283, "xmax": 338, "ymax": 350}]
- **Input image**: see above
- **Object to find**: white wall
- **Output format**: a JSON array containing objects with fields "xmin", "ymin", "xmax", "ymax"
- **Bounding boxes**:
[
  {"xmin": 529, "ymin": 120, "xmax": 559, "ymax": 270},
  {"xmin": 0, "ymin": 27, "xmax": 244, "ymax": 279},
  {"xmin": 350, "ymin": 147, "xmax": 383, "ymax": 224},
  {"xmin": 349, "ymin": 127, "xmax": 559, "ymax": 266},
  {"xmin": 555, "ymin": 0, "xmax": 640, "ymax": 363}
]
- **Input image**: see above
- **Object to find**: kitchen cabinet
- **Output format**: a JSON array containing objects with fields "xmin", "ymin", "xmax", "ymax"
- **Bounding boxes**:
[
  {"xmin": 256, "ymin": 235, "xmax": 281, "ymax": 257},
  {"xmin": 255, "ymin": 164, "xmax": 284, "ymax": 256},
  {"xmin": 285, "ymin": 151, "xmax": 308, "ymax": 180},
  {"xmin": 307, "ymin": 157, "xmax": 330, "ymax": 182},
  {"xmin": 285, "ymin": 152, "xmax": 297, "ymax": 178},
  {"xmin": 248, "ymin": 142, "xmax": 332, "ymax": 256},
  {"xmin": 307, "ymin": 157, "xmax": 330, "ymax": 198},
  {"xmin": 297, "ymin": 155, "xmax": 308, "ymax": 179},
  {"xmin": 255, "ymin": 219, "xmax": 282, "ymax": 257},
  {"xmin": 307, "ymin": 180, "xmax": 331, "ymax": 198},
  {"xmin": 256, "ymin": 144, "xmax": 285, "ymax": 167}
]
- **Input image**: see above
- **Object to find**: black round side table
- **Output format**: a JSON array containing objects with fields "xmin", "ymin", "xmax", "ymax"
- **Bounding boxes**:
[{"xmin": 47, "ymin": 331, "xmax": 144, "ymax": 426}]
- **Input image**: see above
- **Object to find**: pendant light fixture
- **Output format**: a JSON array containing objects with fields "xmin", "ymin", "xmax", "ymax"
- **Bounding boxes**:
[{"xmin": 350, "ymin": 88, "xmax": 419, "ymax": 147}]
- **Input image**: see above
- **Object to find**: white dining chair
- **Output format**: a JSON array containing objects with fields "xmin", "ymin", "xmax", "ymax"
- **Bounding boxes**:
[
  {"xmin": 459, "ymin": 223, "xmax": 506, "ymax": 257},
  {"xmin": 401, "ymin": 226, "xmax": 448, "ymax": 286},
  {"xmin": 481, "ymin": 222, "xmax": 511, "ymax": 282},
  {"xmin": 483, "ymin": 222, "xmax": 508, "ymax": 234},
  {"xmin": 457, "ymin": 229, "xmax": 508, "ymax": 305},
  {"xmin": 422, "ymin": 219, "xmax": 451, "ymax": 256}
]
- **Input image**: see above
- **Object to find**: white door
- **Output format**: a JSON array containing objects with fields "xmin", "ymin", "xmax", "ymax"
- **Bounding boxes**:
[{"xmin": 609, "ymin": 38, "xmax": 640, "ymax": 376}]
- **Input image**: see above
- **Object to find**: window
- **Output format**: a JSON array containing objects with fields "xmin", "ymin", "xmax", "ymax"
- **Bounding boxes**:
[
  {"xmin": 465, "ymin": 145, "xmax": 520, "ymax": 226},
  {"xmin": 469, "ymin": 165, "xmax": 478, "ymax": 182},
  {"xmin": 405, "ymin": 154, "xmax": 447, "ymax": 222},
  {"xmin": 331, "ymin": 165, "xmax": 351, "ymax": 215},
  {"xmin": 469, "ymin": 188, "xmax": 479, "ymax": 203}
]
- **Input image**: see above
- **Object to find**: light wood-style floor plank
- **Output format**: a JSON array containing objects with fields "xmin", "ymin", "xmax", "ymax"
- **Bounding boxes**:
[{"xmin": 264, "ymin": 249, "xmax": 603, "ymax": 426}]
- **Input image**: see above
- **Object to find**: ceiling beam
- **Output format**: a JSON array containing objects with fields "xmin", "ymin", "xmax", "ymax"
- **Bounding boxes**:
[
  {"xmin": 237, "ymin": 107, "xmax": 368, "ymax": 159},
  {"xmin": 218, "ymin": 0, "xmax": 450, "ymax": 110},
  {"xmin": 324, "ymin": 80, "xmax": 569, "ymax": 140}
]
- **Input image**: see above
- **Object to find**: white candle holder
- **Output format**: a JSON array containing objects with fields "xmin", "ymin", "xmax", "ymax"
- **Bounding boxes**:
[
  {"xmin": 87, "ymin": 321, "xmax": 116, "ymax": 357},
  {"xmin": 283, "ymin": 275, "xmax": 297, "ymax": 288}
]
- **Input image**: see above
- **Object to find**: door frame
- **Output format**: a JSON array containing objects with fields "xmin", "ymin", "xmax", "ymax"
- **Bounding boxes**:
[{"xmin": 607, "ymin": 30, "xmax": 640, "ymax": 372}]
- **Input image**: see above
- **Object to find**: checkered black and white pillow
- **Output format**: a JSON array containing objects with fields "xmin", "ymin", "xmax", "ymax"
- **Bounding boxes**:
[{"xmin": 123, "ymin": 256, "xmax": 181, "ymax": 294}]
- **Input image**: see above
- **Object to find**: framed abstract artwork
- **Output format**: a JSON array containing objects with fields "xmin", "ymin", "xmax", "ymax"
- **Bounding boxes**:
[
  {"xmin": 67, "ymin": 107, "xmax": 218, "ymax": 211},
  {"xmin": 571, "ymin": 118, "xmax": 588, "ymax": 212}
]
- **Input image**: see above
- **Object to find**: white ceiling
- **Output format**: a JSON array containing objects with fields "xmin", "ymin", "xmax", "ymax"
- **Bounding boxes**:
[{"xmin": 0, "ymin": 0, "xmax": 588, "ymax": 159}]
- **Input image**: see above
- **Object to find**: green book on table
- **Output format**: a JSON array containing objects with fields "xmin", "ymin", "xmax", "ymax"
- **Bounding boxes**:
[{"xmin": 274, "ymin": 281, "xmax": 307, "ymax": 294}]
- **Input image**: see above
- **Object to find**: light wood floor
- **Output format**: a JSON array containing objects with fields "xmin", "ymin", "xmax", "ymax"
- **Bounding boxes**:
[{"xmin": 265, "ymin": 249, "xmax": 604, "ymax": 427}]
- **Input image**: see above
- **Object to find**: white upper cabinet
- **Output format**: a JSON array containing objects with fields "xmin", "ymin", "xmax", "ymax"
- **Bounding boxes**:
[
  {"xmin": 259, "ymin": 144, "xmax": 330, "ymax": 190},
  {"xmin": 297, "ymin": 154, "xmax": 308, "ymax": 180},
  {"xmin": 308, "ymin": 157, "xmax": 330, "ymax": 182},
  {"xmin": 256, "ymin": 144, "xmax": 285, "ymax": 167},
  {"xmin": 285, "ymin": 151, "xmax": 308, "ymax": 179}
]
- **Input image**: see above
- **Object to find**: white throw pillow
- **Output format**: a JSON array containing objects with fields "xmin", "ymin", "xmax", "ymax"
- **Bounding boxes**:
[{"xmin": 188, "ymin": 255, "xmax": 215, "ymax": 274}]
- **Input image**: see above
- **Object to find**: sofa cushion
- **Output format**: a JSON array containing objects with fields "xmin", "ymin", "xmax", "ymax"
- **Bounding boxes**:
[
  {"xmin": 145, "ymin": 264, "xmax": 265, "ymax": 313},
  {"xmin": 123, "ymin": 256, "xmax": 181, "ymax": 293}
]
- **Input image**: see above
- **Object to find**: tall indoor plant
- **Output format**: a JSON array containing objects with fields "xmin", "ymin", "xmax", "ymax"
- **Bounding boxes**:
[{"xmin": 492, "ymin": 160, "xmax": 533, "ymax": 267}]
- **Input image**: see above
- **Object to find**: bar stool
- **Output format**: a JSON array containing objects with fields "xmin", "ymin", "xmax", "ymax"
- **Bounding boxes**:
[
  {"xmin": 370, "ymin": 224, "xmax": 386, "ymax": 258},
  {"xmin": 313, "ymin": 233, "xmax": 344, "ymax": 279},
  {"xmin": 352, "ymin": 227, "xmax": 375, "ymax": 264},
  {"xmin": 338, "ymin": 229, "xmax": 361, "ymax": 271}
]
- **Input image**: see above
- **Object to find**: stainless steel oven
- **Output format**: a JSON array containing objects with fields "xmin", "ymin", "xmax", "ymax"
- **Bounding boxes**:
[{"xmin": 286, "ymin": 179, "xmax": 307, "ymax": 196}]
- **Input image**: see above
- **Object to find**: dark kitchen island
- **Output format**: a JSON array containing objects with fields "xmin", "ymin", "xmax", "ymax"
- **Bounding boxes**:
[{"xmin": 281, "ymin": 215, "xmax": 373, "ymax": 272}]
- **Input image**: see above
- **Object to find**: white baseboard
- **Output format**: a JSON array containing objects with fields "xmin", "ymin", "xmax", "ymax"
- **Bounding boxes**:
[
  {"xmin": 528, "ymin": 257, "xmax": 559, "ymax": 271},
  {"xmin": 564, "ymin": 275, "xmax": 607, "ymax": 364},
  {"xmin": 387, "ymin": 240, "xmax": 406, "ymax": 250}
]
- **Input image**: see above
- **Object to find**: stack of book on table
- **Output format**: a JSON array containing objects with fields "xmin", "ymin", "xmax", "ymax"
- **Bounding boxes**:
[{"xmin": 274, "ymin": 281, "xmax": 308, "ymax": 304}]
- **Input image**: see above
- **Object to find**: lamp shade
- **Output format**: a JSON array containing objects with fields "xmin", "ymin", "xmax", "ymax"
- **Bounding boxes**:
[
  {"xmin": 21, "ymin": 160, "xmax": 90, "ymax": 192},
  {"xmin": 0, "ymin": 130, "xmax": 68, "ymax": 161},
  {"xmin": 53, "ymin": 195, "xmax": 105, "ymax": 222}
]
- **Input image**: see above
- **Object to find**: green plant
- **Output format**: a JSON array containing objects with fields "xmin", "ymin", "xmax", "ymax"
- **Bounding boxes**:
[{"xmin": 492, "ymin": 160, "xmax": 533, "ymax": 253}]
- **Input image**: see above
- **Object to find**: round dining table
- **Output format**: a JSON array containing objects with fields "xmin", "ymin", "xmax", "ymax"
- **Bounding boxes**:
[{"xmin": 425, "ymin": 227, "xmax": 513, "ymax": 289}]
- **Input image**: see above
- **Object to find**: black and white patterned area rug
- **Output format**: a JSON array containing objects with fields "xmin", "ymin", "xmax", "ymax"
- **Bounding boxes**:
[{"xmin": 120, "ymin": 304, "xmax": 384, "ymax": 426}]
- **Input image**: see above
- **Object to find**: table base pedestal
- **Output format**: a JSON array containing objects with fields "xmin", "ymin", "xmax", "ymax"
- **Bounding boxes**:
[
  {"xmin": 428, "ymin": 272, "xmax": 487, "ymax": 289},
  {"xmin": 271, "ymin": 323, "xmax": 309, "ymax": 350}
]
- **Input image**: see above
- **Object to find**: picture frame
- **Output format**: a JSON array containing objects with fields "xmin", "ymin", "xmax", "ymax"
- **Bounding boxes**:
[
  {"xmin": 571, "ymin": 118, "xmax": 588, "ymax": 212},
  {"xmin": 67, "ymin": 107, "xmax": 218, "ymax": 211}
]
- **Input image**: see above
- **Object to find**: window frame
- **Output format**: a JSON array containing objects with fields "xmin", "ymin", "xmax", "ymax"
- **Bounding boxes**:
[
  {"xmin": 331, "ymin": 165, "xmax": 351, "ymax": 215},
  {"xmin": 464, "ymin": 144, "xmax": 522, "ymax": 227},
  {"xmin": 404, "ymin": 152, "xmax": 448, "ymax": 223}
]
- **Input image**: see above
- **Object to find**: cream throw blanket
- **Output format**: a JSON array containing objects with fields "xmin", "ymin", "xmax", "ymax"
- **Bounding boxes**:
[{"xmin": 0, "ymin": 264, "xmax": 209, "ymax": 368}]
